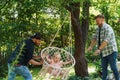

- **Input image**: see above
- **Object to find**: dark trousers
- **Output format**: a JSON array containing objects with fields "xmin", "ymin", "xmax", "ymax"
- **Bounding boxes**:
[{"xmin": 101, "ymin": 52, "xmax": 119, "ymax": 80}]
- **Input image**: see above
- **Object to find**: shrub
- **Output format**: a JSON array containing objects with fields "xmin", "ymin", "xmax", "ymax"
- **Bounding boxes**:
[{"xmin": 68, "ymin": 75, "xmax": 90, "ymax": 80}]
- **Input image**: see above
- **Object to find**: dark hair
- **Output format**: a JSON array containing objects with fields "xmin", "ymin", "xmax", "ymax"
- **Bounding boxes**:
[
  {"xmin": 95, "ymin": 14, "xmax": 105, "ymax": 19},
  {"xmin": 30, "ymin": 32, "xmax": 42, "ymax": 40}
]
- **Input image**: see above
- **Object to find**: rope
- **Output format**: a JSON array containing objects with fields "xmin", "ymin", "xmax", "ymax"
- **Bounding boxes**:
[
  {"xmin": 48, "ymin": 16, "xmax": 73, "ymax": 54},
  {"xmin": 69, "ymin": 16, "xmax": 72, "ymax": 54},
  {"xmin": 48, "ymin": 17, "xmax": 67, "ymax": 47},
  {"xmin": 48, "ymin": 26, "xmax": 61, "ymax": 47}
]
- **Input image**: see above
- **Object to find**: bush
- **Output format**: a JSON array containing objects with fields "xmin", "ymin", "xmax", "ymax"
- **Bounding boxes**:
[
  {"xmin": 68, "ymin": 75, "xmax": 90, "ymax": 80},
  {"xmin": 0, "ymin": 64, "xmax": 8, "ymax": 77}
]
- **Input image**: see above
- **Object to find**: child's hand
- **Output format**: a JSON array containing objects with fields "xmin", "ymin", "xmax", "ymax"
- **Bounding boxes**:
[{"xmin": 42, "ymin": 53, "xmax": 48, "ymax": 58}]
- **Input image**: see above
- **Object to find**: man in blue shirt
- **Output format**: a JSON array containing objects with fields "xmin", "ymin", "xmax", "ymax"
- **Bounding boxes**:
[{"xmin": 8, "ymin": 33, "xmax": 43, "ymax": 80}]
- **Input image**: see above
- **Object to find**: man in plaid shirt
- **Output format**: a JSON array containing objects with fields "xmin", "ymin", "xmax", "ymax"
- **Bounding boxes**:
[{"xmin": 87, "ymin": 14, "xmax": 119, "ymax": 80}]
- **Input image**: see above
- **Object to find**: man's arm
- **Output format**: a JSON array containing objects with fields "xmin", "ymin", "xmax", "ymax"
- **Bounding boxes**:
[
  {"xmin": 94, "ymin": 41, "xmax": 108, "ymax": 56},
  {"xmin": 87, "ymin": 38, "xmax": 97, "ymax": 52},
  {"xmin": 98, "ymin": 41, "xmax": 108, "ymax": 50},
  {"xmin": 26, "ymin": 40, "xmax": 43, "ymax": 65},
  {"xmin": 99, "ymin": 27, "xmax": 111, "ymax": 50},
  {"xmin": 29, "ymin": 59, "xmax": 43, "ymax": 65},
  {"xmin": 33, "ymin": 55, "xmax": 41, "ymax": 60},
  {"xmin": 87, "ymin": 28, "xmax": 98, "ymax": 52},
  {"xmin": 90, "ymin": 38, "xmax": 97, "ymax": 48}
]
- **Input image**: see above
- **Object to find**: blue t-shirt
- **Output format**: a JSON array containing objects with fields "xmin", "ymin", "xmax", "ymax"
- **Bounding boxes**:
[{"xmin": 8, "ymin": 38, "xmax": 35, "ymax": 66}]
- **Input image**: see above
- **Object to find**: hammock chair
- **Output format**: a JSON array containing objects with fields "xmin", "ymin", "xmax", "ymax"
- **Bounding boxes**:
[{"xmin": 39, "ymin": 17, "xmax": 75, "ymax": 80}]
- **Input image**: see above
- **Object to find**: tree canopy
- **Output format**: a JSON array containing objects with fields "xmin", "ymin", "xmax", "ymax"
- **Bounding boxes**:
[{"xmin": 0, "ymin": 0, "xmax": 120, "ymax": 79}]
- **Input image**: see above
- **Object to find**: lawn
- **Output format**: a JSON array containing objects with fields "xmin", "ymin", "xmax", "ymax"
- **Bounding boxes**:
[
  {"xmin": 0, "ymin": 63, "xmax": 101, "ymax": 80},
  {"xmin": 15, "ymin": 67, "xmax": 42, "ymax": 80}
]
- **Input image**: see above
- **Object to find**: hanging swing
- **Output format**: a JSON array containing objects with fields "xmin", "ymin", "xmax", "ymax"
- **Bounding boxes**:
[{"xmin": 39, "ymin": 18, "xmax": 75, "ymax": 80}]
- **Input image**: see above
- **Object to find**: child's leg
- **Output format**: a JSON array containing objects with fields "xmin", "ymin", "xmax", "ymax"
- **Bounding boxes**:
[
  {"xmin": 60, "ymin": 70, "xmax": 69, "ymax": 80},
  {"xmin": 47, "ymin": 66, "xmax": 53, "ymax": 73},
  {"xmin": 39, "ymin": 65, "xmax": 50, "ymax": 76}
]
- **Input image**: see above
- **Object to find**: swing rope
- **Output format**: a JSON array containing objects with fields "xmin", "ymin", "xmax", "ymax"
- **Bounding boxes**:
[
  {"xmin": 48, "ymin": 16, "xmax": 73, "ymax": 54},
  {"xmin": 39, "ymin": 15, "xmax": 75, "ymax": 80},
  {"xmin": 69, "ymin": 17, "xmax": 72, "ymax": 54},
  {"xmin": 48, "ymin": 25, "xmax": 61, "ymax": 47}
]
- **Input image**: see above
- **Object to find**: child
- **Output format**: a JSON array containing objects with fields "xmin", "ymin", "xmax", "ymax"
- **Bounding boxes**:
[{"xmin": 46, "ymin": 52, "xmax": 73, "ymax": 76}]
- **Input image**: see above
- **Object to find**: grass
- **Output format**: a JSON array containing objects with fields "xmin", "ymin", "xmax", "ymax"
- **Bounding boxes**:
[
  {"xmin": 88, "ymin": 63, "xmax": 101, "ymax": 80},
  {"xmin": 88, "ymin": 63, "xmax": 96, "ymax": 73},
  {"xmin": 15, "ymin": 67, "xmax": 41, "ymax": 80},
  {"xmin": 0, "ymin": 63, "xmax": 101, "ymax": 80},
  {"xmin": 14, "ymin": 67, "xmax": 75, "ymax": 80},
  {"xmin": 0, "ymin": 78, "xmax": 3, "ymax": 80}
]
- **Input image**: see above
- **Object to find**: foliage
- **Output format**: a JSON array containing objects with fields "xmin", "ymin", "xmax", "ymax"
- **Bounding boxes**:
[
  {"xmin": 0, "ymin": 64, "xmax": 7, "ymax": 77},
  {"xmin": 68, "ymin": 75, "xmax": 90, "ymax": 80},
  {"xmin": 0, "ymin": 0, "xmax": 120, "ymax": 79}
]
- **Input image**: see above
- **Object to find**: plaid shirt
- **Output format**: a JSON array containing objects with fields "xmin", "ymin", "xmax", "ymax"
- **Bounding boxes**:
[{"xmin": 93, "ymin": 23, "xmax": 118, "ymax": 57}]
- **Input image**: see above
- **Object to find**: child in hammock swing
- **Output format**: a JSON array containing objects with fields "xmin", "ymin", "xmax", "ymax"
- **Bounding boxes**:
[{"xmin": 46, "ymin": 52, "xmax": 73, "ymax": 76}]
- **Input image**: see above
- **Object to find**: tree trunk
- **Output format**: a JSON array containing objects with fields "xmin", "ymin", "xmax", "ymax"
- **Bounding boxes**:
[
  {"xmin": 81, "ymin": 0, "xmax": 90, "ymax": 50},
  {"xmin": 66, "ymin": 2, "xmax": 89, "ymax": 77}
]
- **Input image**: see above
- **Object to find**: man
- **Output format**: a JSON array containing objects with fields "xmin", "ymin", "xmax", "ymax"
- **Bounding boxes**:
[
  {"xmin": 8, "ymin": 32, "xmax": 43, "ymax": 80},
  {"xmin": 87, "ymin": 14, "xmax": 119, "ymax": 80}
]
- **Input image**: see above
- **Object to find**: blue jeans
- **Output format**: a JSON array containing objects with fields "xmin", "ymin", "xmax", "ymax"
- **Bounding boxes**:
[
  {"xmin": 101, "ymin": 52, "xmax": 119, "ymax": 80},
  {"xmin": 8, "ymin": 64, "xmax": 32, "ymax": 80}
]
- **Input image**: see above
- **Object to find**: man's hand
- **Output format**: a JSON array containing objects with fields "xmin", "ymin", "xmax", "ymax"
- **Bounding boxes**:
[
  {"xmin": 33, "ymin": 56, "xmax": 41, "ymax": 60},
  {"xmin": 93, "ymin": 49, "xmax": 100, "ymax": 56},
  {"xmin": 86, "ymin": 39, "xmax": 97, "ymax": 52},
  {"xmin": 87, "ymin": 46, "xmax": 92, "ymax": 52},
  {"xmin": 38, "ymin": 61, "xmax": 43, "ymax": 65},
  {"xmin": 29, "ymin": 59, "xmax": 43, "ymax": 65}
]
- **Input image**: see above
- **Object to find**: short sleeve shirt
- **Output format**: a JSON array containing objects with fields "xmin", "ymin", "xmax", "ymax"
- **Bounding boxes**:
[{"xmin": 93, "ymin": 23, "xmax": 118, "ymax": 57}]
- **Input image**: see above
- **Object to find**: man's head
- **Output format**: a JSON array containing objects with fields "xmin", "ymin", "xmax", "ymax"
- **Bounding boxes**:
[
  {"xmin": 31, "ymin": 32, "xmax": 42, "ymax": 46},
  {"xmin": 95, "ymin": 14, "xmax": 105, "ymax": 27}
]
